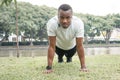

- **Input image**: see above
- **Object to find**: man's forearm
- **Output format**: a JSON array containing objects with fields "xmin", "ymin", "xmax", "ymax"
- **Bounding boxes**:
[
  {"xmin": 77, "ymin": 45, "xmax": 86, "ymax": 68},
  {"xmin": 47, "ymin": 46, "xmax": 55, "ymax": 67}
]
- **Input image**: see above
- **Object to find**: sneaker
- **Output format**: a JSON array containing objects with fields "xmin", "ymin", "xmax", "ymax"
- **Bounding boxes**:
[
  {"xmin": 58, "ymin": 57, "xmax": 63, "ymax": 63},
  {"xmin": 67, "ymin": 57, "xmax": 72, "ymax": 63}
]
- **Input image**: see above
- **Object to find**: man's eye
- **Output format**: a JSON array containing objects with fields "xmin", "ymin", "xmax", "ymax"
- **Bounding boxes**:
[
  {"xmin": 67, "ymin": 17, "xmax": 71, "ymax": 19},
  {"xmin": 60, "ymin": 17, "xmax": 64, "ymax": 19}
]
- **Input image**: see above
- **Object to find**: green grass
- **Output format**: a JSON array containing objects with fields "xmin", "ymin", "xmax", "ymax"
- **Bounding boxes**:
[{"xmin": 0, "ymin": 55, "xmax": 120, "ymax": 80}]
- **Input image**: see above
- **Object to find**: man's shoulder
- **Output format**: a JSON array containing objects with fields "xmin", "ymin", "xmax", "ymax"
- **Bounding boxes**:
[
  {"xmin": 72, "ymin": 16, "xmax": 83, "ymax": 25},
  {"xmin": 47, "ymin": 16, "xmax": 58, "ymax": 28},
  {"xmin": 72, "ymin": 16, "xmax": 82, "ymax": 21}
]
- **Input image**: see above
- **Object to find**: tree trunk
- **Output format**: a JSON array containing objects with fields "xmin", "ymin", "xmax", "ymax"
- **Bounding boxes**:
[{"xmin": 15, "ymin": 2, "xmax": 19, "ymax": 58}]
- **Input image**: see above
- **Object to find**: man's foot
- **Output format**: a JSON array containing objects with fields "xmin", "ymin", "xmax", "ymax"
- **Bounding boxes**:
[
  {"xmin": 67, "ymin": 57, "xmax": 72, "ymax": 63},
  {"xmin": 58, "ymin": 57, "xmax": 63, "ymax": 63}
]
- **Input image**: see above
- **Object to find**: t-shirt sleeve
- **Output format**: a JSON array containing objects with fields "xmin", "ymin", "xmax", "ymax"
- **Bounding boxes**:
[
  {"xmin": 75, "ymin": 20, "xmax": 84, "ymax": 38},
  {"xmin": 47, "ymin": 20, "xmax": 56, "ymax": 36}
]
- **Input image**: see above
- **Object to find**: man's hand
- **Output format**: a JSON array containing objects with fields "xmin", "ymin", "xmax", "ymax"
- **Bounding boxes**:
[
  {"xmin": 43, "ymin": 66, "xmax": 53, "ymax": 74},
  {"xmin": 43, "ymin": 69, "xmax": 53, "ymax": 74},
  {"xmin": 80, "ymin": 67, "xmax": 89, "ymax": 72}
]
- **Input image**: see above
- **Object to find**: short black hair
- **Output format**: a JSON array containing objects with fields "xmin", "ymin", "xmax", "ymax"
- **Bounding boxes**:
[{"xmin": 58, "ymin": 4, "xmax": 73, "ymax": 12}]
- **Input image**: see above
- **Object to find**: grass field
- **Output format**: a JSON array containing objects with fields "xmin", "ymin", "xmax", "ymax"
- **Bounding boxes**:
[{"xmin": 0, "ymin": 54, "xmax": 120, "ymax": 80}]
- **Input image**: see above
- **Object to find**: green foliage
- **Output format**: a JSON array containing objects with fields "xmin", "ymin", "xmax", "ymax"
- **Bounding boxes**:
[
  {"xmin": 75, "ymin": 13, "xmax": 120, "ymax": 44},
  {"xmin": 112, "ymin": 14, "xmax": 120, "ymax": 28},
  {"xmin": 0, "ymin": 0, "xmax": 13, "ymax": 6},
  {"xmin": 0, "ymin": 2, "xmax": 56, "ymax": 42}
]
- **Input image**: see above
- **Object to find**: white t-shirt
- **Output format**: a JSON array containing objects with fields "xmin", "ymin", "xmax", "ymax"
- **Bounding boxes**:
[{"xmin": 47, "ymin": 16, "xmax": 84, "ymax": 50}]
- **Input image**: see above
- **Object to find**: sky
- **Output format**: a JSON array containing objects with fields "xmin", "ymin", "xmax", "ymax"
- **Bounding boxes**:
[{"xmin": 17, "ymin": 0, "xmax": 120, "ymax": 16}]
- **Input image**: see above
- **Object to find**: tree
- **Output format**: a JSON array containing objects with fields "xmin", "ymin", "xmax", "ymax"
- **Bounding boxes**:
[
  {"xmin": 0, "ymin": 10, "xmax": 11, "ymax": 42},
  {"xmin": 99, "ymin": 15, "xmax": 115, "ymax": 44},
  {"xmin": 1, "ymin": 0, "xmax": 20, "ymax": 57},
  {"xmin": 81, "ymin": 14, "xmax": 101, "ymax": 44},
  {"xmin": 113, "ymin": 14, "xmax": 120, "ymax": 28}
]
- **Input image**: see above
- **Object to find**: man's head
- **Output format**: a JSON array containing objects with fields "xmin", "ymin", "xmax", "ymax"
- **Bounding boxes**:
[{"xmin": 58, "ymin": 4, "xmax": 73, "ymax": 28}]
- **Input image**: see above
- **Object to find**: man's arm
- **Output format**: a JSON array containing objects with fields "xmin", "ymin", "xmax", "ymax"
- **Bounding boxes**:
[
  {"xmin": 44, "ymin": 36, "xmax": 56, "ymax": 73},
  {"xmin": 47, "ymin": 36, "xmax": 56, "ymax": 67},
  {"xmin": 76, "ymin": 37, "xmax": 88, "ymax": 72}
]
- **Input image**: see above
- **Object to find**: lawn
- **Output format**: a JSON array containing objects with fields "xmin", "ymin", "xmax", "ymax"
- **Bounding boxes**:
[{"xmin": 0, "ymin": 54, "xmax": 120, "ymax": 80}]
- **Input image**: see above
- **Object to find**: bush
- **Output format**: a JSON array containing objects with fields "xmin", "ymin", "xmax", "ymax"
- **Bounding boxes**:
[
  {"xmin": 1, "ymin": 42, "xmax": 16, "ymax": 46},
  {"xmin": 0, "ymin": 41, "xmax": 48, "ymax": 46},
  {"xmin": 33, "ymin": 41, "xmax": 48, "ymax": 45}
]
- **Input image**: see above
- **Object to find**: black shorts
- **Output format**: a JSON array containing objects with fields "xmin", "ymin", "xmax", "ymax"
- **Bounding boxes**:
[{"xmin": 55, "ymin": 46, "xmax": 76, "ymax": 58}]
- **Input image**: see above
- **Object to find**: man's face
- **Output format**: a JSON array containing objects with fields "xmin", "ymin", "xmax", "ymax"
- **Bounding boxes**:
[{"xmin": 58, "ymin": 9, "xmax": 72, "ymax": 28}]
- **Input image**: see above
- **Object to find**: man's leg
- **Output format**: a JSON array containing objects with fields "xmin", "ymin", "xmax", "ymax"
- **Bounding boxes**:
[
  {"xmin": 65, "ymin": 46, "xmax": 76, "ymax": 62},
  {"xmin": 55, "ymin": 46, "xmax": 65, "ymax": 63}
]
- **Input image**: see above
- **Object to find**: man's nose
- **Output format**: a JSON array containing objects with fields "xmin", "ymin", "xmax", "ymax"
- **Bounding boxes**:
[{"xmin": 63, "ymin": 18, "xmax": 67, "ymax": 23}]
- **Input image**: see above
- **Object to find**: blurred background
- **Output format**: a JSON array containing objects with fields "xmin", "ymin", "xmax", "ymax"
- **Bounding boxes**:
[{"xmin": 0, "ymin": 0, "xmax": 120, "ymax": 57}]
